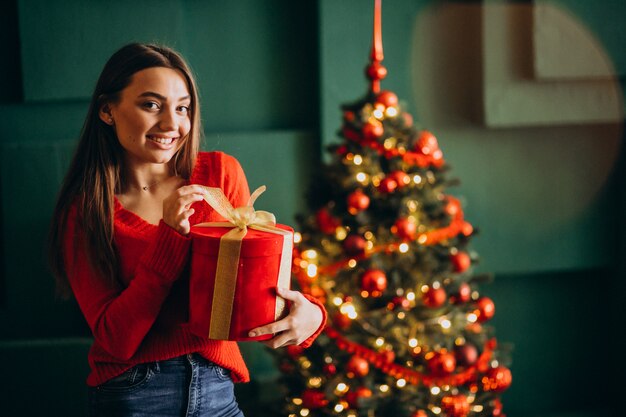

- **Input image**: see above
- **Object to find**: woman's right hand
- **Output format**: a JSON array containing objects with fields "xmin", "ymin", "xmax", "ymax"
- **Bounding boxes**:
[{"xmin": 162, "ymin": 185, "xmax": 206, "ymax": 235}]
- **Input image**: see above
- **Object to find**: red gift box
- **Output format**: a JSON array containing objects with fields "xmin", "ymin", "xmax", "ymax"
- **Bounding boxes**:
[{"xmin": 189, "ymin": 224, "xmax": 293, "ymax": 341}]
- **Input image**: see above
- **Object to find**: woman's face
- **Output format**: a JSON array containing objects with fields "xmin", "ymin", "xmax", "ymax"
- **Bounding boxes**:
[{"xmin": 102, "ymin": 67, "xmax": 192, "ymax": 166}]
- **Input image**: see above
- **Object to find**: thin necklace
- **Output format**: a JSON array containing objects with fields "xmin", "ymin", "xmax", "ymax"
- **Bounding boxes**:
[{"xmin": 140, "ymin": 176, "xmax": 169, "ymax": 191}]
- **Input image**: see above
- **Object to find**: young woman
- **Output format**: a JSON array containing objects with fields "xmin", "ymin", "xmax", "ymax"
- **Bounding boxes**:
[{"xmin": 48, "ymin": 43, "xmax": 326, "ymax": 417}]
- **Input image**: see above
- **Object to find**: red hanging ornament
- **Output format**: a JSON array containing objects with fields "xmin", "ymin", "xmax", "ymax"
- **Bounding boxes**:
[
  {"xmin": 441, "ymin": 394, "xmax": 470, "ymax": 417},
  {"xmin": 344, "ymin": 110, "xmax": 356, "ymax": 122},
  {"xmin": 411, "ymin": 411, "xmax": 428, "ymax": 417},
  {"xmin": 454, "ymin": 343, "xmax": 479, "ymax": 367},
  {"xmin": 482, "ymin": 366, "xmax": 512, "ymax": 392},
  {"xmin": 347, "ymin": 355, "xmax": 370, "ymax": 377},
  {"xmin": 451, "ymin": 252, "xmax": 471, "ymax": 273},
  {"xmin": 388, "ymin": 296, "xmax": 411, "ymax": 311},
  {"xmin": 345, "ymin": 386, "xmax": 373, "ymax": 409},
  {"xmin": 378, "ymin": 177, "xmax": 398, "ymax": 193},
  {"xmin": 427, "ymin": 350, "xmax": 456, "ymax": 376},
  {"xmin": 361, "ymin": 269, "xmax": 387, "ymax": 295},
  {"xmin": 423, "ymin": 286, "xmax": 447, "ymax": 308},
  {"xmin": 316, "ymin": 207, "xmax": 340, "ymax": 234},
  {"xmin": 363, "ymin": 120, "xmax": 384, "ymax": 141},
  {"xmin": 376, "ymin": 90, "xmax": 398, "ymax": 108},
  {"xmin": 343, "ymin": 234, "xmax": 367, "ymax": 256},
  {"xmin": 301, "ymin": 389, "xmax": 329, "ymax": 409},
  {"xmin": 323, "ymin": 363, "xmax": 337, "ymax": 376},
  {"xmin": 390, "ymin": 170, "xmax": 410, "ymax": 188},
  {"xmin": 492, "ymin": 398, "xmax": 504, "ymax": 416},
  {"xmin": 332, "ymin": 312, "xmax": 352, "ymax": 330},
  {"xmin": 445, "ymin": 199, "xmax": 460, "ymax": 217},
  {"xmin": 451, "ymin": 282, "xmax": 471, "ymax": 304},
  {"xmin": 347, "ymin": 189, "xmax": 370, "ymax": 214},
  {"xmin": 415, "ymin": 130, "xmax": 439, "ymax": 155},
  {"xmin": 475, "ymin": 297, "xmax": 495, "ymax": 322},
  {"xmin": 393, "ymin": 217, "xmax": 417, "ymax": 240}
]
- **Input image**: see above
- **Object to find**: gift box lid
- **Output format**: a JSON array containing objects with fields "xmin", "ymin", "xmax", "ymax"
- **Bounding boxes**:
[{"xmin": 190, "ymin": 224, "xmax": 293, "ymax": 258}]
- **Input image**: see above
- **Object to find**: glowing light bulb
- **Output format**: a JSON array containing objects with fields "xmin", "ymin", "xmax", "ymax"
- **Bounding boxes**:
[
  {"xmin": 375, "ymin": 337, "xmax": 385, "ymax": 347},
  {"xmin": 373, "ymin": 109, "xmax": 384, "ymax": 119},
  {"xmin": 385, "ymin": 107, "xmax": 398, "ymax": 117},
  {"xmin": 439, "ymin": 318, "xmax": 451, "ymax": 329},
  {"xmin": 306, "ymin": 264, "xmax": 317, "ymax": 278},
  {"xmin": 353, "ymin": 155, "xmax": 363, "ymax": 165},
  {"xmin": 294, "ymin": 232, "xmax": 302, "ymax": 243},
  {"xmin": 300, "ymin": 409, "xmax": 310, "ymax": 417},
  {"xmin": 348, "ymin": 259, "xmax": 357, "ymax": 268},
  {"xmin": 399, "ymin": 243, "xmax": 409, "ymax": 253},
  {"xmin": 431, "ymin": 386, "xmax": 441, "ymax": 395},
  {"xmin": 467, "ymin": 313, "xmax": 478, "ymax": 323},
  {"xmin": 396, "ymin": 379, "xmax": 407, "ymax": 388},
  {"xmin": 409, "ymin": 338, "xmax": 418, "ymax": 348},
  {"xmin": 413, "ymin": 174, "xmax": 422, "ymax": 184},
  {"xmin": 356, "ymin": 172, "xmax": 367, "ymax": 183},
  {"xmin": 302, "ymin": 250, "xmax": 318, "ymax": 259},
  {"xmin": 293, "ymin": 398, "xmax": 303, "ymax": 405},
  {"xmin": 380, "ymin": 384, "xmax": 390, "ymax": 393},
  {"xmin": 407, "ymin": 292, "xmax": 416, "ymax": 301},
  {"xmin": 334, "ymin": 404, "xmax": 345, "ymax": 413},
  {"xmin": 333, "ymin": 297, "xmax": 343, "ymax": 306}
]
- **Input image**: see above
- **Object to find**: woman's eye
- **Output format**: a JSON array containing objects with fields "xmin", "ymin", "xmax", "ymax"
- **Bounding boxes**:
[
  {"xmin": 178, "ymin": 105, "xmax": 190, "ymax": 113},
  {"xmin": 143, "ymin": 102, "xmax": 160, "ymax": 110}
]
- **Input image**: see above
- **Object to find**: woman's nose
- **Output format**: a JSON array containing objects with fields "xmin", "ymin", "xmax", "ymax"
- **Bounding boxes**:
[{"xmin": 159, "ymin": 107, "xmax": 178, "ymax": 131}]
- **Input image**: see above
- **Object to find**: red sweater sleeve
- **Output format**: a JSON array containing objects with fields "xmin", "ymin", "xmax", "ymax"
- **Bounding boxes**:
[
  {"xmin": 299, "ymin": 294, "xmax": 327, "ymax": 348},
  {"xmin": 64, "ymin": 207, "xmax": 191, "ymax": 361}
]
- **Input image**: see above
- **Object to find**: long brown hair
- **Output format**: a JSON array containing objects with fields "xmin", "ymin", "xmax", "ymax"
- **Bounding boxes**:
[{"xmin": 49, "ymin": 43, "xmax": 201, "ymax": 297}]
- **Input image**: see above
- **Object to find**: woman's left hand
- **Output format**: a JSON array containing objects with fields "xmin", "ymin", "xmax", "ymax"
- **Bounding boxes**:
[{"xmin": 248, "ymin": 287, "xmax": 323, "ymax": 348}]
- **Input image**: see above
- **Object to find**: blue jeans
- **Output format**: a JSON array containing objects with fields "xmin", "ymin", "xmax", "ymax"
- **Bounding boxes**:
[{"xmin": 88, "ymin": 354, "xmax": 245, "ymax": 417}]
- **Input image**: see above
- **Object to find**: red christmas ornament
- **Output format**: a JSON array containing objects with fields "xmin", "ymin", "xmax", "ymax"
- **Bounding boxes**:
[
  {"xmin": 315, "ymin": 207, "xmax": 340, "ymax": 234},
  {"xmin": 301, "ymin": 389, "xmax": 329, "ymax": 409},
  {"xmin": 451, "ymin": 282, "xmax": 471, "ymax": 304},
  {"xmin": 361, "ymin": 269, "xmax": 387, "ymax": 295},
  {"xmin": 378, "ymin": 177, "xmax": 398, "ymax": 193},
  {"xmin": 416, "ymin": 130, "xmax": 439, "ymax": 155},
  {"xmin": 376, "ymin": 90, "xmax": 398, "ymax": 107},
  {"xmin": 366, "ymin": 61, "xmax": 387, "ymax": 81},
  {"xmin": 423, "ymin": 286, "xmax": 447, "ymax": 308},
  {"xmin": 411, "ymin": 411, "xmax": 428, "ymax": 417},
  {"xmin": 347, "ymin": 189, "xmax": 370, "ymax": 214},
  {"xmin": 363, "ymin": 120, "xmax": 384, "ymax": 141},
  {"xmin": 323, "ymin": 363, "xmax": 337, "ymax": 376},
  {"xmin": 427, "ymin": 350, "xmax": 456, "ymax": 376},
  {"xmin": 347, "ymin": 355, "xmax": 370, "ymax": 377},
  {"xmin": 345, "ymin": 386, "xmax": 373, "ymax": 409},
  {"xmin": 482, "ymin": 366, "xmax": 512, "ymax": 392},
  {"xmin": 492, "ymin": 398, "xmax": 504, "ymax": 417},
  {"xmin": 343, "ymin": 234, "xmax": 367, "ymax": 256},
  {"xmin": 332, "ymin": 312, "xmax": 352, "ymax": 330},
  {"xmin": 451, "ymin": 252, "xmax": 471, "ymax": 273},
  {"xmin": 393, "ymin": 217, "xmax": 417, "ymax": 240},
  {"xmin": 344, "ymin": 110, "xmax": 356, "ymax": 122},
  {"xmin": 454, "ymin": 343, "xmax": 479, "ymax": 367},
  {"xmin": 390, "ymin": 170, "xmax": 410, "ymax": 188},
  {"xmin": 441, "ymin": 394, "xmax": 470, "ymax": 417},
  {"xmin": 388, "ymin": 296, "xmax": 411, "ymax": 311},
  {"xmin": 476, "ymin": 297, "xmax": 496, "ymax": 322}
]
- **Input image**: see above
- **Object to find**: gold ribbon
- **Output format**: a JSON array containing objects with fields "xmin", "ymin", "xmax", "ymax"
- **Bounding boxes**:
[{"xmin": 196, "ymin": 186, "xmax": 292, "ymax": 340}]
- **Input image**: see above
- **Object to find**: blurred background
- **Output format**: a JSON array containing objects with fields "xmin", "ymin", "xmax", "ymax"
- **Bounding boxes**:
[{"xmin": 0, "ymin": 1, "xmax": 623, "ymax": 416}]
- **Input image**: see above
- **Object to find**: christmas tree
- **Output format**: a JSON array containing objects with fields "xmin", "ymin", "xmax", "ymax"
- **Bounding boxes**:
[{"xmin": 273, "ymin": 1, "xmax": 511, "ymax": 416}]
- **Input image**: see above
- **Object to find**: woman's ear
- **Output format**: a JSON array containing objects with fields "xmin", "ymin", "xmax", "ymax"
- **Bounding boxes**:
[{"xmin": 99, "ymin": 103, "xmax": 115, "ymax": 126}]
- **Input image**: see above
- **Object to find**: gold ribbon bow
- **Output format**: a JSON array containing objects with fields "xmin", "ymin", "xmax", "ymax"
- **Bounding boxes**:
[{"xmin": 196, "ymin": 186, "xmax": 292, "ymax": 339}]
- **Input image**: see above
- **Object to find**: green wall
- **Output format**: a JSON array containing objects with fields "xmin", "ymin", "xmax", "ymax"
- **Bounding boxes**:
[{"xmin": 0, "ymin": 1, "xmax": 623, "ymax": 416}]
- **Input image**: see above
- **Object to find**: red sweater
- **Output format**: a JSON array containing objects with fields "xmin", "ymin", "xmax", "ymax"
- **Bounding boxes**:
[{"xmin": 64, "ymin": 151, "xmax": 326, "ymax": 387}]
